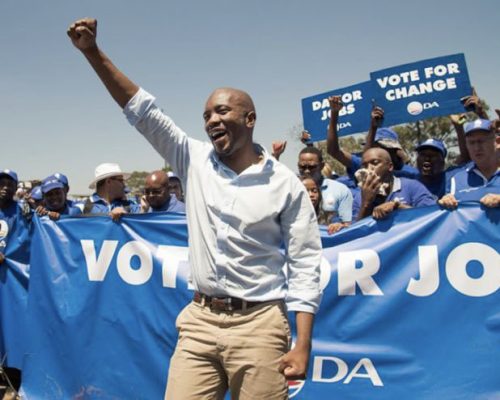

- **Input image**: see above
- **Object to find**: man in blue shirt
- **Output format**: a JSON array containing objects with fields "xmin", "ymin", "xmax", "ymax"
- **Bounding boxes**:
[
  {"xmin": 326, "ymin": 96, "xmax": 418, "ymax": 187},
  {"xmin": 166, "ymin": 171, "xmax": 185, "ymax": 203},
  {"xmin": 353, "ymin": 148, "xmax": 436, "ymax": 220},
  {"xmin": 415, "ymin": 138, "xmax": 464, "ymax": 200},
  {"xmin": 36, "ymin": 175, "xmax": 82, "ymax": 219},
  {"xmin": 141, "ymin": 170, "xmax": 185, "ymax": 213},
  {"xmin": 439, "ymin": 119, "xmax": 500, "ymax": 208},
  {"xmin": 0, "ymin": 170, "xmax": 21, "ymax": 265},
  {"xmin": 297, "ymin": 147, "xmax": 352, "ymax": 231},
  {"xmin": 80, "ymin": 163, "xmax": 140, "ymax": 216}
]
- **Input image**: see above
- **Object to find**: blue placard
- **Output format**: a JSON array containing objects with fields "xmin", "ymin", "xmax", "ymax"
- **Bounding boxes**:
[
  {"xmin": 301, "ymin": 82, "xmax": 373, "ymax": 141},
  {"xmin": 370, "ymin": 54, "xmax": 472, "ymax": 126}
]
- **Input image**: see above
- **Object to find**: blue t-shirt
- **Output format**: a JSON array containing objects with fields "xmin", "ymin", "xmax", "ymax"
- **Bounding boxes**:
[
  {"xmin": 418, "ymin": 166, "xmax": 463, "ymax": 200},
  {"xmin": 352, "ymin": 176, "xmax": 436, "ymax": 220},
  {"xmin": 446, "ymin": 163, "xmax": 500, "ymax": 201},
  {"xmin": 62, "ymin": 203, "xmax": 83, "ymax": 216}
]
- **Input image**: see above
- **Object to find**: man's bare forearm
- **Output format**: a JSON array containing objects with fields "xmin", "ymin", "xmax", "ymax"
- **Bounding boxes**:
[
  {"xmin": 82, "ymin": 46, "xmax": 139, "ymax": 109},
  {"xmin": 68, "ymin": 18, "xmax": 139, "ymax": 109}
]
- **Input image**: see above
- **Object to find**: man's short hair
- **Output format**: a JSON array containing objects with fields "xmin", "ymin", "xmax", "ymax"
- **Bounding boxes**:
[{"xmin": 299, "ymin": 146, "xmax": 323, "ymax": 163}]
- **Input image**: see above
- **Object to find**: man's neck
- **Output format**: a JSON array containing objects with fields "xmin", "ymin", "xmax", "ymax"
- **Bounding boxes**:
[
  {"xmin": 475, "ymin": 161, "xmax": 499, "ymax": 180},
  {"xmin": 0, "ymin": 198, "xmax": 14, "ymax": 210},
  {"xmin": 153, "ymin": 196, "xmax": 171, "ymax": 212},
  {"xmin": 96, "ymin": 190, "xmax": 116, "ymax": 205},
  {"xmin": 221, "ymin": 147, "xmax": 263, "ymax": 175},
  {"xmin": 419, "ymin": 172, "xmax": 444, "ymax": 184}
]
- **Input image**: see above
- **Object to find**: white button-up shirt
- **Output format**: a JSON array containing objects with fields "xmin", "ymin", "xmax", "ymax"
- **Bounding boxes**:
[{"xmin": 124, "ymin": 89, "xmax": 322, "ymax": 313}]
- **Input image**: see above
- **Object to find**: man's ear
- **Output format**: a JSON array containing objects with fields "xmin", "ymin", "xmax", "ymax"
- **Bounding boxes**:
[
  {"xmin": 388, "ymin": 161, "xmax": 394, "ymax": 173},
  {"xmin": 246, "ymin": 111, "xmax": 256, "ymax": 128}
]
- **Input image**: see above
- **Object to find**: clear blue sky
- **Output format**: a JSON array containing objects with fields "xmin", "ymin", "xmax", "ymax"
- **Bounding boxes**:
[{"xmin": 1, "ymin": 0, "xmax": 499, "ymax": 194}]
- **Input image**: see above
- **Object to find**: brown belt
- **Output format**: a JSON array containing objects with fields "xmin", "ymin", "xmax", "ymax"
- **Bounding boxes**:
[{"xmin": 193, "ymin": 291, "xmax": 263, "ymax": 312}]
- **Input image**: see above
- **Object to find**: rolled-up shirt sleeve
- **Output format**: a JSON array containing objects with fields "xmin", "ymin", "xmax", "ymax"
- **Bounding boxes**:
[
  {"xmin": 281, "ymin": 180, "xmax": 322, "ymax": 314},
  {"xmin": 122, "ymin": 88, "xmax": 191, "ymax": 179}
]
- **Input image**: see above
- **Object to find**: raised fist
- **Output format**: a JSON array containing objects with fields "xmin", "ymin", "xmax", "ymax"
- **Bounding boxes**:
[
  {"xmin": 328, "ymin": 96, "xmax": 343, "ymax": 113},
  {"xmin": 271, "ymin": 141, "xmax": 287, "ymax": 159},
  {"xmin": 371, "ymin": 106, "xmax": 384, "ymax": 121},
  {"xmin": 67, "ymin": 18, "xmax": 98, "ymax": 51}
]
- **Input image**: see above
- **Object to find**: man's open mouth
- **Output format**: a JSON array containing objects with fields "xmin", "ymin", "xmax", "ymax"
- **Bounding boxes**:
[{"xmin": 210, "ymin": 130, "xmax": 228, "ymax": 143}]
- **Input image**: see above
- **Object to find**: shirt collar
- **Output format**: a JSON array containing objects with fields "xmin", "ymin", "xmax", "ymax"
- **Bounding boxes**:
[
  {"xmin": 90, "ymin": 193, "xmax": 107, "ymax": 204},
  {"xmin": 390, "ymin": 176, "xmax": 402, "ymax": 194},
  {"xmin": 209, "ymin": 143, "xmax": 273, "ymax": 176},
  {"xmin": 467, "ymin": 162, "xmax": 500, "ymax": 179}
]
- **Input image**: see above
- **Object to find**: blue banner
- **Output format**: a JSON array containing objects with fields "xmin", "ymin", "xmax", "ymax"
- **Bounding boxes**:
[
  {"xmin": 19, "ymin": 206, "xmax": 499, "ymax": 399},
  {"xmin": 0, "ymin": 206, "xmax": 30, "ymax": 369},
  {"xmin": 370, "ymin": 53, "xmax": 472, "ymax": 126},
  {"xmin": 301, "ymin": 82, "xmax": 373, "ymax": 141}
]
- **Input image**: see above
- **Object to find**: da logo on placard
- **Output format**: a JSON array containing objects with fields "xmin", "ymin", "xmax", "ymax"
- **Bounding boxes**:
[
  {"xmin": 407, "ymin": 101, "xmax": 439, "ymax": 116},
  {"xmin": 407, "ymin": 101, "xmax": 424, "ymax": 115}
]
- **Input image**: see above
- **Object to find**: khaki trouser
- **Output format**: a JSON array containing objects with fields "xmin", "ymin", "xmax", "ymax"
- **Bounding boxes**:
[{"xmin": 165, "ymin": 300, "xmax": 291, "ymax": 400}]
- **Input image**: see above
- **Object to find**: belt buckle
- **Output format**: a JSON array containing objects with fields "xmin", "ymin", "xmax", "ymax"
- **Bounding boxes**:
[{"xmin": 211, "ymin": 297, "xmax": 233, "ymax": 311}]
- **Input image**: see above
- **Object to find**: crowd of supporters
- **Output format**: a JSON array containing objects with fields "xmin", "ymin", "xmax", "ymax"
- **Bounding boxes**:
[
  {"xmin": 272, "ymin": 94, "xmax": 499, "ymax": 231},
  {"xmin": 1, "ymin": 94, "xmax": 499, "ymax": 239}
]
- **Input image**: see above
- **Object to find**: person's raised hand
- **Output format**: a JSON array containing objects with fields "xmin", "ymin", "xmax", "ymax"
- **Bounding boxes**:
[
  {"xmin": 328, "ymin": 96, "xmax": 343, "ymax": 114},
  {"xmin": 300, "ymin": 130, "xmax": 311, "ymax": 144},
  {"xmin": 67, "ymin": 18, "xmax": 98, "ymax": 51},
  {"xmin": 370, "ymin": 106, "xmax": 384, "ymax": 128},
  {"xmin": 360, "ymin": 171, "xmax": 381, "ymax": 205},
  {"xmin": 272, "ymin": 141, "xmax": 287, "ymax": 159}
]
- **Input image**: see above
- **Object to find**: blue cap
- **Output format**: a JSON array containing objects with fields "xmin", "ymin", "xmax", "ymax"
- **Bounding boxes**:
[
  {"xmin": 53, "ymin": 172, "xmax": 69, "ymax": 187},
  {"xmin": 416, "ymin": 138, "xmax": 447, "ymax": 158},
  {"xmin": 0, "ymin": 169, "xmax": 18, "ymax": 183},
  {"xmin": 374, "ymin": 128, "xmax": 402, "ymax": 150},
  {"xmin": 31, "ymin": 186, "xmax": 43, "ymax": 200},
  {"xmin": 464, "ymin": 119, "xmax": 492, "ymax": 135},
  {"xmin": 41, "ymin": 176, "xmax": 64, "ymax": 194}
]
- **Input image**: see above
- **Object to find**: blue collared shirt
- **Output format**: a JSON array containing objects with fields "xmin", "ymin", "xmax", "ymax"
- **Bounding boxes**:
[
  {"xmin": 352, "ymin": 176, "xmax": 436, "ymax": 219},
  {"xmin": 61, "ymin": 203, "xmax": 83, "ymax": 216},
  {"xmin": 418, "ymin": 166, "xmax": 463, "ymax": 200},
  {"xmin": 123, "ymin": 88, "xmax": 322, "ymax": 313},
  {"xmin": 320, "ymin": 178, "xmax": 353, "ymax": 222},
  {"xmin": 79, "ymin": 194, "xmax": 141, "ymax": 214},
  {"xmin": 447, "ymin": 163, "xmax": 500, "ymax": 200},
  {"xmin": 149, "ymin": 194, "xmax": 186, "ymax": 213}
]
